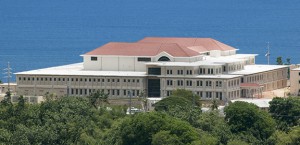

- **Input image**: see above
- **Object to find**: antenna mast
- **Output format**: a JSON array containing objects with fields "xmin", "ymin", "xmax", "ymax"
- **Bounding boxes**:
[{"xmin": 266, "ymin": 42, "xmax": 270, "ymax": 65}]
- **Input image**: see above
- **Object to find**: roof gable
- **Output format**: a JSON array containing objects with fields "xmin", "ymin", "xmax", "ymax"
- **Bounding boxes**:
[{"xmin": 84, "ymin": 42, "xmax": 200, "ymax": 57}]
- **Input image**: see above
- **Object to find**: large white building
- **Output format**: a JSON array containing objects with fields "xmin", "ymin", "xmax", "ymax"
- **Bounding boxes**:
[{"xmin": 15, "ymin": 37, "xmax": 289, "ymax": 101}]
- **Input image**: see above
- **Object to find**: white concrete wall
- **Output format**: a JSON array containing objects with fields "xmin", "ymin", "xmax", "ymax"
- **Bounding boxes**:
[
  {"xmin": 83, "ymin": 55, "xmax": 102, "ymax": 70},
  {"xmin": 210, "ymin": 50, "xmax": 221, "ymax": 57},
  {"xmin": 102, "ymin": 57, "xmax": 119, "ymax": 71}
]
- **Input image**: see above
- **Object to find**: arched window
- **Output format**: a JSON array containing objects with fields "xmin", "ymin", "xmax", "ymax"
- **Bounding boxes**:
[{"xmin": 158, "ymin": 56, "xmax": 170, "ymax": 61}]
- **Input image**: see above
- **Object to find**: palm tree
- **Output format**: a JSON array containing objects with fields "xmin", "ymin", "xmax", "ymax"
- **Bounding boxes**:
[
  {"xmin": 88, "ymin": 90, "xmax": 109, "ymax": 109},
  {"xmin": 211, "ymin": 99, "xmax": 219, "ymax": 111},
  {"xmin": 138, "ymin": 91, "xmax": 147, "ymax": 112}
]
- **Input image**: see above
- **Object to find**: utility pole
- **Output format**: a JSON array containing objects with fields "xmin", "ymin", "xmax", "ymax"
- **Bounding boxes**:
[{"xmin": 3, "ymin": 62, "xmax": 12, "ymax": 100}]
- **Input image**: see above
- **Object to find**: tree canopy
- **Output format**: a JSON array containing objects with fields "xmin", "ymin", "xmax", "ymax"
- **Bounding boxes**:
[
  {"xmin": 0, "ymin": 89, "xmax": 298, "ymax": 144},
  {"xmin": 224, "ymin": 101, "xmax": 276, "ymax": 142}
]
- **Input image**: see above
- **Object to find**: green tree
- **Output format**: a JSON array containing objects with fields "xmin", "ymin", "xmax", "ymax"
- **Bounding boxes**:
[
  {"xmin": 152, "ymin": 130, "xmax": 183, "ymax": 145},
  {"xmin": 276, "ymin": 57, "xmax": 283, "ymax": 65},
  {"xmin": 286, "ymin": 58, "xmax": 291, "ymax": 65},
  {"xmin": 103, "ymin": 112, "xmax": 205, "ymax": 145},
  {"xmin": 196, "ymin": 111, "xmax": 232, "ymax": 144},
  {"xmin": 224, "ymin": 101, "xmax": 276, "ymax": 142},
  {"xmin": 227, "ymin": 139, "xmax": 249, "ymax": 145},
  {"xmin": 269, "ymin": 97, "xmax": 300, "ymax": 131},
  {"xmin": 171, "ymin": 89, "xmax": 201, "ymax": 106},
  {"xmin": 268, "ymin": 126, "xmax": 300, "ymax": 145},
  {"xmin": 154, "ymin": 96, "xmax": 191, "ymax": 112}
]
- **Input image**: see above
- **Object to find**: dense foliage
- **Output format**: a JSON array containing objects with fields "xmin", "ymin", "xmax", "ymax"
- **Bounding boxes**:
[
  {"xmin": 0, "ymin": 93, "xmax": 299, "ymax": 145},
  {"xmin": 269, "ymin": 97, "xmax": 300, "ymax": 131}
]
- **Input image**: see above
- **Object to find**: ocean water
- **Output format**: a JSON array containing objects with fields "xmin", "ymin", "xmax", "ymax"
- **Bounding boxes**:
[{"xmin": 1, "ymin": 0, "xmax": 300, "ymax": 82}]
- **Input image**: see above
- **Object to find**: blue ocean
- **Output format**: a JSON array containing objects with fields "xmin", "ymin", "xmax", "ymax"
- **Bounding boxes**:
[{"xmin": 1, "ymin": 0, "xmax": 300, "ymax": 82}]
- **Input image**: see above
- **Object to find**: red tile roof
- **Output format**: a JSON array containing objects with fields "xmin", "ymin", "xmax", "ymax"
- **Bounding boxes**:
[
  {"xmin": 85, "ymin": 42, "xmax": 200, "ymax": 57},
  {"xmin": 138, "ymin": 37, "xmax": 236, "ymax": 51},
  {"xmin": 84, "ymin": 37, "xmax": 237, "ymax": 57}
]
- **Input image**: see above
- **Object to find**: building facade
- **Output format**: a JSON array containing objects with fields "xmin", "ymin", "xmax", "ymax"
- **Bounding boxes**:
[
  {"xmin": 290, "ymin": 68, "xmax": 300, "ymax": 96},
  {"xmin": 15, "ymin": 37, "xmax": 289, "ymax": 101}
]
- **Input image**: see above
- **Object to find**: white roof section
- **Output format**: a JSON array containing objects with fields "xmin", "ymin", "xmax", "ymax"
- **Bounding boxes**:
[
  {"xmin": 292, "ymin": 67, "xmax": 300, "ymax": 71},
  {"xmin": 0, "ymin": 83, "xmax": 17, "ymax": 86},
  {"xmin": 195, "ymin": 74, "xmax": 242, "ymax": 79},
  {"xmin": 146, "ymin": 53, "xmax": 257, "ymax": 67},
  {"xmin": 230, "ymin": 98, "xmax": 272, "ymax": 108},
  {"xmin": 147, "ymin": 98, "xmax": 163, "ymax": 101},
  {"xmin": 15, "ymin": 63, "xmax": 147, "ymax": 77},
  {"xmin": 230, "ymin": 65, "xmax": 288, "ymax": 75}
]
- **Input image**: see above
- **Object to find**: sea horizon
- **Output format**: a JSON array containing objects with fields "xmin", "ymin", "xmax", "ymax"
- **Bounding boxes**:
[{"xmin": 1, "ymin": 0, "xmax": 300, "ymax": 82}]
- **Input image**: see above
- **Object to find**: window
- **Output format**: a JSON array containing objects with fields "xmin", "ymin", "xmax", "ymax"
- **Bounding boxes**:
[
  {"xmin": 177, "ymin": 70, "xmax": 183, "ymax": 75},
  {"xmin": 177, "ymin": 80, "xmax": 183, "ymax": 86},
  {"xmin": 137, "ymin": 79, "xmax": 139, "ymax": 83},
  {"xmin": 206, "ymin": 92, "xmax": 212, "ymax": 98},
  {"xmin": 167, "ymin": 80, "xmax": 173, "ymax": 86},
  {"xmin": 148, "ymin": 68, "xmax": 161, "ymax": 75},
  {"xmin": 91, "ymin": 57, "xmax": 97, "ymax": 61},
  {"xmin": 197, "ymin": 80, "xmax": 203, "ymax": 86},
  {"xmin": 186, "ymin": 80, "xmax": 192, "ymax": 86},
  {"xmin": 158, "ymin": 56, "xmax": 170, "ymax": 61},
  {"xmin": 197, "ymin": 91, "xmax": 203, "ymax": 97},
  {"xmin": 186, "ymin": 70, "xmax": 193, "ymax": 75},
  {"xmin": 107, "ymin": 79, "xmax": 110, "ymax": 82},
  {"xmin": 206, "ymin": 81, "xmax": 212, "ymax": 87},
  {"xmin": 137, "ymin": 57, "xmax": 151, "ymax": 62},
  {"xmin": 124, "ymin": 79, "xmax": 126, "ymax": 82},
  {"xmin": 216, "ymin": 81, "xmax": 222, "ymax": 87},
  {"xmin": 167, "ymin": 91, "xmax": 172, "ymax": 96},
  {"xmin": 167, "ymin": 70, "xmax": 173, "ymax": 75}
]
